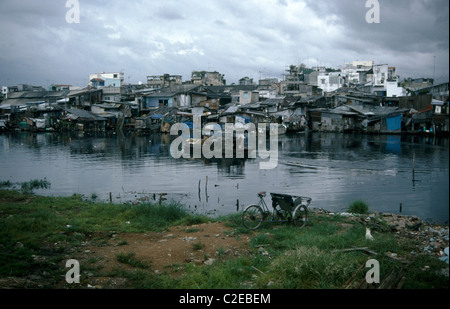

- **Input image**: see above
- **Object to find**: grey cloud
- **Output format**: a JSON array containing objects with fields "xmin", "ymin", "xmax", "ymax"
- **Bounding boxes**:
[
  {"xmin": 0, "ymin": 0, "xmax": 448, "ymax": 86},
  {"xmin": 156, "ymin": 5, "xmax": 185, "ymax": 20}
]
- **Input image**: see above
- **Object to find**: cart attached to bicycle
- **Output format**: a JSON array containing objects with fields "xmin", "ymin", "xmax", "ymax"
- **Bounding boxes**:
[{"xmin": 242, "ymin": 191, "xmax": 311, "ymax": 230}]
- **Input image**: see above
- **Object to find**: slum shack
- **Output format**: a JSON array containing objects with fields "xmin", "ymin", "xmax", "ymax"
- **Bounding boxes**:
[
  {"xmin": 347, "ymin": 105, "xmax": 408, "ymax": 134},
  {"xmin": 309, "ymin": 107, "xmax": 359, "ymax": 133},
  {"xmin": 431, "ymin": 99, "xmax": 450, "ymax": 135},
  {"xmin": 135, "ymin": 106, "xmax": 176, "ymax": 133},
  {"xmin": 399, "ymin": 94, "xmax": 434, "ymax": 134},
  {"xmin": 405, "ymin": 107, "xmax": 434, "ymax": 134},
  {"xmin": 18, "ymin": 103, "xmax": 63, "ymax": 132},
  {"xmin": 90, "ymin": 103, "xmax": 122, "ymax": 131},
  {"xmin": 60, "ymin": 109, "xmax": 107, "ymax": 131},
  {"xmin": 135, "ymin": 114, "xmax": 164, "ymax": 132}
]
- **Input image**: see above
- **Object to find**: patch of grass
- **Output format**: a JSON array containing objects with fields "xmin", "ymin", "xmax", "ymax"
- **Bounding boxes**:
[
  {"xmin": 0, "ymin": 189, "xmax": 208, "ymax": 279},
  {"xmin": 20, "ymin": 178, "xmax": 51, "ymax": 194},
  {"xmin": 192, "ymin": 240, "xmax": 206, "ymax": 251},
  {"xmin": 117, "ymin": 240, "xmax": 128, "ymax": 246},
  {"xmin": 0, "ymin": 178, "xmax": 51, "ymax": 194},
  {"xmin": 116, "ymin": 252, "xmax": 150, "ymax": 269},
  {"xmin": 110, "ymin": 269, "xmax": 174, "ymax": 289},
  {"xmin": 256, "ymin": 246, "xmax": 361, "ymax": 289},
  {"xmin": 403, "ymin": 255, "xmax": 449, "ymax": 289},
  {"xmin": 0, "ymin": 189, "xmax": 26, "ymax": 200},
  {"xmin": 0, "ymin": 180, "xmax": 12, "ymax": 188},
  {"xmin": 348, "ymin": 200, "xmax": 370, "ymax": 214},
  {"xmin": 184, "ymin": 228, "xmax": 202, "ymax": 233},
  {"xmin": 176, "ymin": 214, "xmax": 210, "ymax": 226},
  {"xmin": 175, "ymin": 256, "xmax": 259, "ymax": 289}
]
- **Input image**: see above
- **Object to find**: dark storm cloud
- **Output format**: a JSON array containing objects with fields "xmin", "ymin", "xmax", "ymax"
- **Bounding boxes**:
[
  {"xmin": 304, "ymin": 0, "xmax": 449, "ymax": 52},
  {"xmin": 0, "ymin": 0, "xmax": 448, "ymax": 87},
  {"xmin": 303, "ymin": 0, "xmax": 449, "ymax": 79}
]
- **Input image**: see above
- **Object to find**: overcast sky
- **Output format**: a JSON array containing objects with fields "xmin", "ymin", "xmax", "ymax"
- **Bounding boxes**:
[{"xmin": 0, "ymin": 0, "xmax": 448, "ymax": 87}]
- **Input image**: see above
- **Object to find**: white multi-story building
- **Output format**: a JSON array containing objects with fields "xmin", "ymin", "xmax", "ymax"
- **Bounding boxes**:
[
  {"xmin": 146, "ymin": 74, "xmax": 182, "ymax": 89},
  {"xmin": 341, "ymin": 61, "xmax": 374, "ymax": 84},
  {"xmin": 88, "ymin": 72, "xmax": 124, "ymax": 102},
  {"xmin": 191, "ymin": 71, "xmax": 226, "ymax": 86},
  {"xmin": 317, "ymin": 72, "xmax": 345, "ymax": 93},
  {"xmin": 1, "ymin": 86, "xmax": 9, "ymax": 97},
  {"xmin": 386, "ymin": 81, "xmax": 406, "ymax": 97},
  {"xmin": 372, "ymin": 65, "xmax": 403, "ymax": 97},
  {"xmin": 372, "ymin": 64, "xmax": 389, "ymax": 87},
  {"xmin": 89, "ymin": 72, "xmax": 124, "ymax": 88}
]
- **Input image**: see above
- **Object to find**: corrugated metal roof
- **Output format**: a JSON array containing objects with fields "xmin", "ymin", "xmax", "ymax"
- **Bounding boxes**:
[{"xmin": 65, "ymin": 109, "xmax": 106, "ymax": 121}]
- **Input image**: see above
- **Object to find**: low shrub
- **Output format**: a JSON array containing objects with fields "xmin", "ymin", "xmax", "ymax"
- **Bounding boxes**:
[{"xmin": 348, "ymin": 200, "xmax": 369, "ymax": 214}]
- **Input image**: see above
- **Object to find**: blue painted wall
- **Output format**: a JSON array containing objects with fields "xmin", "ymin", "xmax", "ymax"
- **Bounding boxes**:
[{"xmin": 145, "ymin": 96, "xmax": 173, "ymax": 108}]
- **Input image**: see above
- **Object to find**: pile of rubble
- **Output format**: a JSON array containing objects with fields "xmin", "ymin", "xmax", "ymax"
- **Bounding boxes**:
[
  {"xmin": 379, "ymin": 213, "xmax": 423, "ymax": 231},
  {"xmin": 377, "ymin": 213, "xmax": 448, "ymax": 263},
  {"xmin": 315, "ymin": 209, "xmax": 449, "ymax": 264}
]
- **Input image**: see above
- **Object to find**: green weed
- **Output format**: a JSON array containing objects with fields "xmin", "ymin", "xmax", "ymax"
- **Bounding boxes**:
[
  {"xmin": 116, "ymin": 252, "xmax": 150, "ymax": 269},
  {"xmin": 348, "ymin": 200, "xmax": 369, "ymax": 214}
]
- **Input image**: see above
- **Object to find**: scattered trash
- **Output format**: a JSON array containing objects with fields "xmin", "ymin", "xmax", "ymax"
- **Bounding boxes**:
[
  {"xmin": 183, "ymin": 237, "xmax": 197, "ymax": 242},
  {"xmin": 315, "ymin": 209, "xmax": 449, "ymax": 263},
  {"xmin": 439, "ymin": 247, "xmax": 449, "ymax": 264},
  {"xmin": 339, "ymin": 212, "xmax": 355, "ymax": 217},
  {"xmin": 258, "ymin": 247, "xmax": 270, "ymax": 256},
  {"xmin": 204, "ymin": 258, "xmax": 215, "ymax": 266}
]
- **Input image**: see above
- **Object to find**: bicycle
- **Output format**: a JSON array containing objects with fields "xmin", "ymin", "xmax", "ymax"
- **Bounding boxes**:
[{"xmin": 242, "ymin": 191, "xmax": 311, "ymax": 230}]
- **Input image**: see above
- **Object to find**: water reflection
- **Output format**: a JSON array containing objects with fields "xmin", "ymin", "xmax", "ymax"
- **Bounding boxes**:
[{"xmin": 0, "ymin": 131, "xmax": 448, "ymax": 224}]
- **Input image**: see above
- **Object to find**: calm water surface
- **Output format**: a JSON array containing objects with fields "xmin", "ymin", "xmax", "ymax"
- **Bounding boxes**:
[{"xmin": 0, "ymin": 131, "xmax": 448, "ymax": 224}]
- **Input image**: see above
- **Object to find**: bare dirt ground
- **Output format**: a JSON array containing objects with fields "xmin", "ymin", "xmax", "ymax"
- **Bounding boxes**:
[
  {"xmin": 69, "ymin": 222, "xmax": 252, "ymax": 288},
  {"xmin": 0, "ymin": 222, "xmax": 251, "ymax": 289}
]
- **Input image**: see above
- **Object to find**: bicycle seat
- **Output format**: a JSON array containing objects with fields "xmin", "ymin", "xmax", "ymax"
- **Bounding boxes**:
[{"xmin": 258, "ymin": 191, "xmax": 266, "ymax": 197}]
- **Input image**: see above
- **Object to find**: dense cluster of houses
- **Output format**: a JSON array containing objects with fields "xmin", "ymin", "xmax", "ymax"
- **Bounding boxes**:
[{"xmin": 1, "ymin": 63, "xmax": 449, "ymax": 136}]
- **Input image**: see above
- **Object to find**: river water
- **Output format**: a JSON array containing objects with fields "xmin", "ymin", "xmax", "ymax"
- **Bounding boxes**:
[{"xmin": 0, "ymin": 131, "xmax": 448, "ymax": 224}]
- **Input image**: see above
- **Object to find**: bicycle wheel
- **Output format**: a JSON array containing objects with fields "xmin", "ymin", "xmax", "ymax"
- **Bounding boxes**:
[
  {"xmin": 293, "ymin": 205, "xmax": 308, "ymax": 228},
  {"xmin": 242, "ymin": 205, "xmax": 264, "ymax": 230}
]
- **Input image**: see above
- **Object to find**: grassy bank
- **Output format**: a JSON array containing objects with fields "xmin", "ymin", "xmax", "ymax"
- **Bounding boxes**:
[{"xmin": 0, "ymin": 189, "xmax": 448, "ymax": 289}]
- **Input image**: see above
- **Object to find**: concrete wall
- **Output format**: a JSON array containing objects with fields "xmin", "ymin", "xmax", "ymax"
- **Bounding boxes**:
[{"xmin": 386, "ymin": 81, "xmax": 405, "ymax": 97}]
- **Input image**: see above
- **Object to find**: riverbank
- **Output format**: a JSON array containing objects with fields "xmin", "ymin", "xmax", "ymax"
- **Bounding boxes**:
[{"xmin": 0, "ymin": 189, "xmax": 448, "ymax": 289}]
